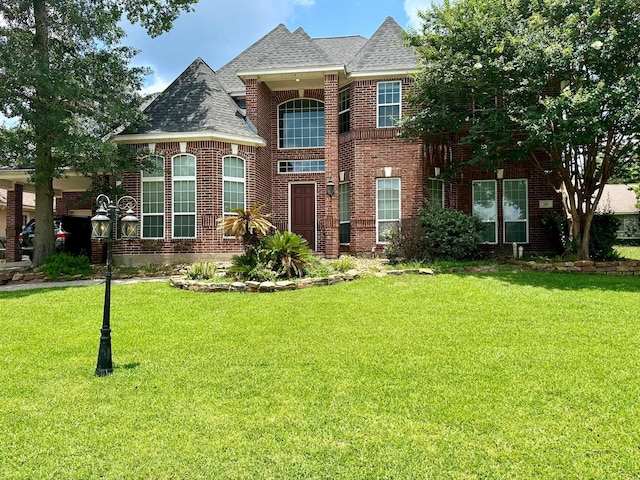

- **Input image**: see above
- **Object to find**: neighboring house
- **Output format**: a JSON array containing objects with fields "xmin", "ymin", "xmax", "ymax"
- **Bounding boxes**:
[
  {"xmin": 597, "ymin": 184, "xmax": 640, "ymax": 239},
  {"xmin": 0, "ymin": 188, "xmax": 35, "ymax": 239},
  {"xmin": 111, "ymin": 16, "xmax": 563, "ymax": 265}
]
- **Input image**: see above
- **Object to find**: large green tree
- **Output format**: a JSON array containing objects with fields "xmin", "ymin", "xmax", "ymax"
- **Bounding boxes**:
[
  {"xmin": 0, "ymin": 0, "xmax": 197, "ymax": 265},
  {"xmin": 403, "ymin": 0, "xmax": 640, "ymax": 260}
]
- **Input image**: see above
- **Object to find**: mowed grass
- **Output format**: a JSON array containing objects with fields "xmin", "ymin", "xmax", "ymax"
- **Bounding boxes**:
[{"xmin": 1, "ymin": 272, "xmax": 639, "ymax": 479}]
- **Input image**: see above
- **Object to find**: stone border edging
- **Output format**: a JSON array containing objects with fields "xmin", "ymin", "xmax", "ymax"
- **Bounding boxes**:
[
  {"xmin": 521, "ymin": 259, "xmax": 640, "ymax": 275},
  {"xmin": 169, "ymin": 267, "xmax": 437, "ymax": 293}
]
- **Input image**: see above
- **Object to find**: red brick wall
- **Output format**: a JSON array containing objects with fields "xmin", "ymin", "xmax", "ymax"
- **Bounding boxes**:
[
  {"xmin": 440, "ymin": 151, "xmax": 563, "ymax": 253},
  {"xmin": 112, "ymin": 140, "xmax": 260, "ymax": 257}
]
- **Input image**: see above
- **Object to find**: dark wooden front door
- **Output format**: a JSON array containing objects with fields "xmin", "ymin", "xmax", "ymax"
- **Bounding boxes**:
[{"xmin": 291, "ymin": 183, "xmax": 316, "ymax": 250}]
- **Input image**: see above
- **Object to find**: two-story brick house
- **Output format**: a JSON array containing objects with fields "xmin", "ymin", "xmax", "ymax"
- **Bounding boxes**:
[{"xmin": 112, "ymin": 16, "xmax": 562, "ymax": 265}]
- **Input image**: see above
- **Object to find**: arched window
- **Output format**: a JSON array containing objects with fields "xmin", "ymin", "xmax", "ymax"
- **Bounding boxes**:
[
  {"xmin": 172, "ymin": 154, "xmax": 196, "ymax": 238},
  {"xmin": 223, "ymin": 156, "xmax": 245, "ymax": 215},
  {"xmin": 278, "ymin": 98, "xmax": 325, "ymax": 148},
  {"xmin": 141, "ymin": 155, "xmax": 165, "ymax": 239}
]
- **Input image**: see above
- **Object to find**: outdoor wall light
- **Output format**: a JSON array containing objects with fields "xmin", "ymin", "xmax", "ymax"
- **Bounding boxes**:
[
  {"xmin": 326, "ymin": 177, "xmax": 335, "ymax": 198},
  {"xmin": 90, "ymin": 194, "xmax": 139, "ymax": 377}
]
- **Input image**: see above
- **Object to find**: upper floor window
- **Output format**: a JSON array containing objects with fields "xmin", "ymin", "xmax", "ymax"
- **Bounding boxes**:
[
  {"xmin": 223, "ymin": 156, "xmax": 245, "ymax": 215},
  {"xmin": 172, "ymin": 154, "xmax": 196, "ymax": 238},
  {"xmin": 278, "ymin": 99, "xmax": 325, "ymax": 149},
  {"xmin": 377, "ymin": 81, "xmax": 401, "ymax": 128},
  {"xmin": 141, "ymin": 155, "xmax": 165, "ymax": 239},
  {"xmin": 338, "ymin": 89, "xmax": 350, "ymax": 134}
]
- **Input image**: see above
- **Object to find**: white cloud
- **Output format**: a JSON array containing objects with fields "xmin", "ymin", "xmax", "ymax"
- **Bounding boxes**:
[
  {"xmin": 140, "ymin": 74, "xmax": 171, "ymax": 96},
  {"xmin": 404, "ymin": 0, "xmax": 431, "ymax": 29}
]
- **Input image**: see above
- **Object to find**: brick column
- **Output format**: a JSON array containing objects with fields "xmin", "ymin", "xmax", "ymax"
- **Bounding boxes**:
[
  {"xmin": 324, "ymin": 74, "xmax": 340, "ymax": 257},
  {"xmin": 5, "ymin": 184, "xmax": 23, "ymax": 262}
]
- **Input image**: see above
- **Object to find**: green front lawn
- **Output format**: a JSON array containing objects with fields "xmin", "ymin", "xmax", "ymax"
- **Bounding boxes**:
[{"xmin": 1, "ymin": 272, "xmax": 639, "ymax": 479}]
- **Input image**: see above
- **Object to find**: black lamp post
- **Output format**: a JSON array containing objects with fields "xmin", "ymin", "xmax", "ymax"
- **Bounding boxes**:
[{"xmin": 91, "ymin": 194, "xmax": 138, "ymax": 377}]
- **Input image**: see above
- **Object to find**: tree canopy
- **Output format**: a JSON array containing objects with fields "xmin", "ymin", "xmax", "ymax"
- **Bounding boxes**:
[
  {"xmin": 403, "ymin": 0, "xmax": 640, "ymax": 259},
  {"xmin": 0, "ymin": 0, "xmax": 197, "ymax": 265}
]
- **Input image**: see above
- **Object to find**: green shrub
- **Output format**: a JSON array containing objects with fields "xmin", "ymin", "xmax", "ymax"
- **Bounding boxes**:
[
  {"xmin": 40, "ymin": 252, "xmax": 92, "ymax": 281},
  {"xmin": 386, "ymin": 208, "xmax": 484, "ymax": 262},
  {"xmin": 186, "ymin": 262, "xmax": 218, "ymax": 280},
  {"xmin": 541, "ymin": 213, "xmax": 569, "ymax": 255},
  {"xmin": 228, "ymin": 252, "xmax": 276, "ymax": 282},
  {"xmin": 589, "ymin": 212, "xmax": 621, "ymax": 261},
  {"xmin": 261, "ymin": 231, "xmax": 313, "ymax": 279}
]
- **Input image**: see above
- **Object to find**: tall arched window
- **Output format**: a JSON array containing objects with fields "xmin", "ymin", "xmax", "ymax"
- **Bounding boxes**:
[
  {"xmin": 223, "ymin": 155, "xmax": 245, "ymax": 215},
  {"xmin": 278, "ymin": 98, "xmax": 325, "ymax": 148},
  {"xmin": 172, "ymin": 154, "xmax": 196, "ymax": 238},
  {"xmin": 141, "ymin": 155, "xmax": 165, "ymax": 239}
]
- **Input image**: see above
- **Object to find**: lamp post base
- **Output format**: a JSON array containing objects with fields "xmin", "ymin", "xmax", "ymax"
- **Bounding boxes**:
[{"xmin": 95, "ymin": 327, "xmax": 113, "ymax": 376}]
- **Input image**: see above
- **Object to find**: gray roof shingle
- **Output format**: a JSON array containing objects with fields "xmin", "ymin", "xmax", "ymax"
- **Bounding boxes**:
[
  {"xmin": 134, "ymin": 58, "xmax": 261, "ymax": 141},
  {"xmin": 346, "ymin": 17, "xmax": 418, "ymax": 74},
  {"xmin": 217, "ymin": 17, "xmax": 416, "ymax": 97}
]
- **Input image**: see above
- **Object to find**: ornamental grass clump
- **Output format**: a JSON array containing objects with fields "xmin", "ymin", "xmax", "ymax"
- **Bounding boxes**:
[{"xmin": 186, "ymin": 262, "xmax": 218, "ymax": 280}]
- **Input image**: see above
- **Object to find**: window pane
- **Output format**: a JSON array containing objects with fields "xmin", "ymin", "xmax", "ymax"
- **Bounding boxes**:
[
  {"xmin": 503, "ymin": 180, "xmax": 527, "ymax": 221},
  {"xmin": 504, "ymin": 222, "xmax": 526, "ymax": 243},
  {"xmin": 339, "ymin": 222, "xmax": 351, "ymax": 244},
  {"xmin": 377, "ymin": 81, "xmax": 401, "ymax": 128},
  {"xmin": 339, "ymin": 183, "xmax": 350, "ymax": 222},
  {"xmin": 174, "ymin": 215, "xmax": 195, "ymax": 238},
  {"xmin": 142, "ymin": 155, "xmax": 164, "ymax": 177},
  {"xmin": 223, "ymin": 180, "xmax": 244, "ymax": 213},
  {"xmin": 172, "ymin": 155, "xmax": 195, "ymax": 177},
  {"xmin": 279, "ymin": 99, "xmax": 325, "ymax": 148},
  {"xmin": 142, "ymin": 215, "xmax": 164, "ymax": 238},
  {"xmin": 223, "ymin": 156, "xmax": 244, "ymax": 179},
  {"xmin": 473, "ymin": 181, "xmax": 497, "ymax": 243},
  {"xmin": 377, "ymin": 178, "xmax": 400, "ymax": 243},
  {"xmin": 429, "ymin": 178, "xmax": 444, "ymax": 208}
]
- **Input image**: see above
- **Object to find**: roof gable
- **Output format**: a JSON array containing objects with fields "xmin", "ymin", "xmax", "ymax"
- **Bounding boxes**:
[
  {"xmin": 253, "ymin": 27, "xmax": 333, "ymax": 70},
  {"xmin": 347, "ymin": 17, "xmax": 417, "ymax": 74}
]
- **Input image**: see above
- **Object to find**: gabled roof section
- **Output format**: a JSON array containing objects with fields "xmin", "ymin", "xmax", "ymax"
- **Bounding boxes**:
[
  {"xmin": 118, "ymin": 58, "xmax": 264, "ymax": 146},
  {"xmin": 217, "ymin": 24, "xmax": 293, "ymax": 96},
  {"xmin": 347, "ymin": 16, "xmax": 418, "ymax": 75},
  {"xmin": 252, "ymin": 27, "xmax": 334, "ymax": 70},
  {"xmin": 314, "ymin": 36, "xmax": 369, "ymax": 66}
]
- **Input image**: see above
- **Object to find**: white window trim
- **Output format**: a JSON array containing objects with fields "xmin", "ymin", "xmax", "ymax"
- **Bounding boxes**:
[
  {"xmin": 503, "ymin": 179, "xmax": 529, "ymax": 244},
  {"xmin": 277, "ymin": 98, "xmax": 326, "ymax": 150},
  {"xmin": 428, "ymin": 177, "xmax": 445, "ymax": 209},
  {"xmin": 377, "ymin": 81, "xmax": 402, "ymax": 129},
  {"xmin": 376, "ymin": 177, "xmax": 401, "ymax": 244},
  {"xmin": 339, "ymin": 182, "xmax": 350, "ymax": 245},
  {"xmin": 473, "ymin": 180, "xmax": 498, "ymax": 245},
  {"xmin": 338, "ymin": 88, "xmax": 350, "ymax": 134},
  {"xmin": 171, "ymin": 153, "xmax": 197, "ymax": 239},
  {"xmin": 222, "ymin": 155, "xmax": 246, "ymax": 215},
  {"xmin": 277, "ymin": 160, "xmax": 326, "ymax": 174},
  {"xmin": 141, "ymin": 155, "xmax": 165, "ymax": 239}
]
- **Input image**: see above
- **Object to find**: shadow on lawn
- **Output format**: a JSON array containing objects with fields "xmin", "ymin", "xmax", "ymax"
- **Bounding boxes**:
[{"xmin": 464, "ymin": 270, "xmax": 640, "ymax": 293}]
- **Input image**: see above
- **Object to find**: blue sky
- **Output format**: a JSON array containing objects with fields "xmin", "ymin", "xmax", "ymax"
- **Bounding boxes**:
[{"xmin": 124, "ymin": 0, "xmax": 432, "ymax": 94}]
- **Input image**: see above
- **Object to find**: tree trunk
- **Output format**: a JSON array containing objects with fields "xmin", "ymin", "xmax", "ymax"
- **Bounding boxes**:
[{"xmin": 31, "ymin": 0, "xmax": 56, "ymax": 267}]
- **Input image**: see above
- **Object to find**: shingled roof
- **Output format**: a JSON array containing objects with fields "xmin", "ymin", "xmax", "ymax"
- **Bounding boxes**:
[
  {"xmin": 217, "ymin": 16, "xmax": 416, "ymax": 97},
  {"xmin": 127, "ymin": 58, "xmax": 262, "ymax": 144},
  {"xmin": 347, "ymin": 17, "xmax": 418, "ymax": 74}
]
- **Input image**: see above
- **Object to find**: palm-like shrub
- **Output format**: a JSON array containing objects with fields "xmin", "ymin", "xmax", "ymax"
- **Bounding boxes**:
[
  {"xmin": 217, "ymin": 203, "xmax": 275, "ymax": 254},
  {"xmin": 262, "ymin": 231, "xmax": 313, "ymax": 279},
  {"xmin": 229, "ymin": 252, "xmax": 276, "ymax": 282}
]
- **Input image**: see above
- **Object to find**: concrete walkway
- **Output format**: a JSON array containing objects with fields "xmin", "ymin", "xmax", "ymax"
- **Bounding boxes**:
[{"xmin": 0, "ymin": 274, "xmax": 169, "ymax": 292}]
